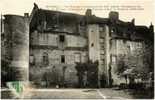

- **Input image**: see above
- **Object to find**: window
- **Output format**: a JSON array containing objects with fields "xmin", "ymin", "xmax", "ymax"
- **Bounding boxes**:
[
  {"xmin": 91, "ymin": 43, "xmax": 94, "ymax": 47},
  {"xmin": 61, "ymin": 55, "xmax": 65, "ymax": 63},
  {"xmin": 100, "ymin": 46, "xmax": 104, "ymax": 50},
  {"xmin": 123, "ymin": 40, "xmax": 127, "ymax": 44},
  {"xmin": 100, "ymin": 39, "xmax": 104, "ymax": 43},
  {"xmin": 43, "ymin": 52, "xmax": 49, "ymax": 66},
  {"xmin": 75, "ymin": 53, "xmax": 81, "ymax": 63},
  {"xmin": 43, "ymin": 21, "xmax": 47, "ymax": 30},
  {"xmin": 109, "ymin": 28, "xmax": 114, "ymax": 36},
  {"xmin": 111, "ymin": 55, "xmax": 117, "ymax": 63},
  {"xmin": 59, "ymin": 35, "xmax": 65, "ymax": 42},
  {"xmin": 100, "ymin": 59, "xmax": 105, "ymax": 65},
  {"xmin": 30, "ymin": 55, "xmax": 35, "ymax": 65},
  {"xmin": 111, "ymin": 29, "xmax": 114, "ymax": 33},
  {"xmin": 99, "ymin": 27, "xmax": 103, "ymax": 32}
]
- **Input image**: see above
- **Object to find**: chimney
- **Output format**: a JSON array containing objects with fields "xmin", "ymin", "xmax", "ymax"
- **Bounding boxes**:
[
  {"xmin": 85, "ymin": 9, "xmax": 92, "ymax": 16},
  {"xmin": 24, "ymin": 13, "xmax": 29, "ymax": 17},
  {"xmin": 109, "ymin": 11, "xmax": 119, "ymax": 20}
]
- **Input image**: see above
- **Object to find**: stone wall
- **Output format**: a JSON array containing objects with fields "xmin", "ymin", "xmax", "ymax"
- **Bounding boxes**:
[
  {"xmin": 30, "ymin": 31, "xmax": 88, "ymax": 87},
  {"xmin": 30, "ymin": 49, "xmax": 88, "ymax": 66},
  {"xmin": 30, "ymin": 31, "xmax": 87, "ymax": 48},
  {"xmin": 30, "ymin": 49, "xmax": 87, "ymax": 86}
]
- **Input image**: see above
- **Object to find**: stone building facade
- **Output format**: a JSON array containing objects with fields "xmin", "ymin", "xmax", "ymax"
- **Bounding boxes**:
[{"xmin": 1, "ymin": 4, "xmax": 154, "ymax": 87}]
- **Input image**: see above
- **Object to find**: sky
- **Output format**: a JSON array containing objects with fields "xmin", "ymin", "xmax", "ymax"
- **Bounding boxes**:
[{"xmin": 0, "ymin": 0, "xmax": 154, "ymax": 26}]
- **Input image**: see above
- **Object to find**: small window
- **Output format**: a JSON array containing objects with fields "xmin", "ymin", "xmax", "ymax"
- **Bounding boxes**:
[
  {"xmin": 61, "ymin": 55, "xmax": 65, "ymax": 63},
  {"xmin": 59, "ymin": 35, "xmax": 65, "ymax": 42},
  {"xmin": 111, "ymin": 29, "xmax": 114, "ymax": 33},
  {"xmin": 123, "ymin": 40, "xmax": 127, "ymax": 44},
  {"xmin": 75, "ymin": 53, "xmax": 81, "ymax": 63},
  {"xmin": 111, "ymin": 55, "xmax": 116, "ymax": 63},
  {"xmin": 43, "ymin": 52, "xmax": 49, "ymax": 66},
  {"xmin": 127, "ymin": 45, "xmax": 130, "ymax": 51},
  {"xmin": 91, "ymin": 43, "xmax": 94, "ymax": 47},
  {"xmin": 30, "ymin": 55, "xmax": 35, "ymax": 65}
]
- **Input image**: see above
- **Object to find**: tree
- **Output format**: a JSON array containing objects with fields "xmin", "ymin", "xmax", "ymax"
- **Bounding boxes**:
[
  {"xmin": 75, "ymin": 60, "xmax": 99, "ymax": 88},
  {"xmin": 115, "ymin": 40, "xmax": 153, "ymax": 85},
  {"xmin": 75, "ymin": 62, "xmax": 87, "ymax": 88}
]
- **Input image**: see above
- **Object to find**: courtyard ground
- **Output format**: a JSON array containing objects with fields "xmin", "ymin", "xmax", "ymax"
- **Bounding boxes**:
[{"xmin": 1, "ymin": 88, "xmax": 153, "ymax": 99}]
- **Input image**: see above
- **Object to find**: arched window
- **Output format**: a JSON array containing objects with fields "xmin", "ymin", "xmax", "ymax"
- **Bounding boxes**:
[{"xmin": 43, "ymin": 52, "xmax": 49, "ymax": 66}]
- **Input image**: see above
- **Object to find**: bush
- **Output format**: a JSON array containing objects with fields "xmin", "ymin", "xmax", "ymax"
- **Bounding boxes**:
[{"xmin": 119, "ymin": 83, "xmax": 127, "ymax": 89}]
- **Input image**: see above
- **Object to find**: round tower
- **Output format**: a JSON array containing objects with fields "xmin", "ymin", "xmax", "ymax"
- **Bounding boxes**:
[{"xmin": 4, "ymin": 15, "xmax": 29, "ymax": 82}]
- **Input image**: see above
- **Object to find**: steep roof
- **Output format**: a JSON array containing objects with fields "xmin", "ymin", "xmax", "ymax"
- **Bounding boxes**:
[{"xmin": 29, "ymin": 3, "xmax": 153, "ymax": 40}]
